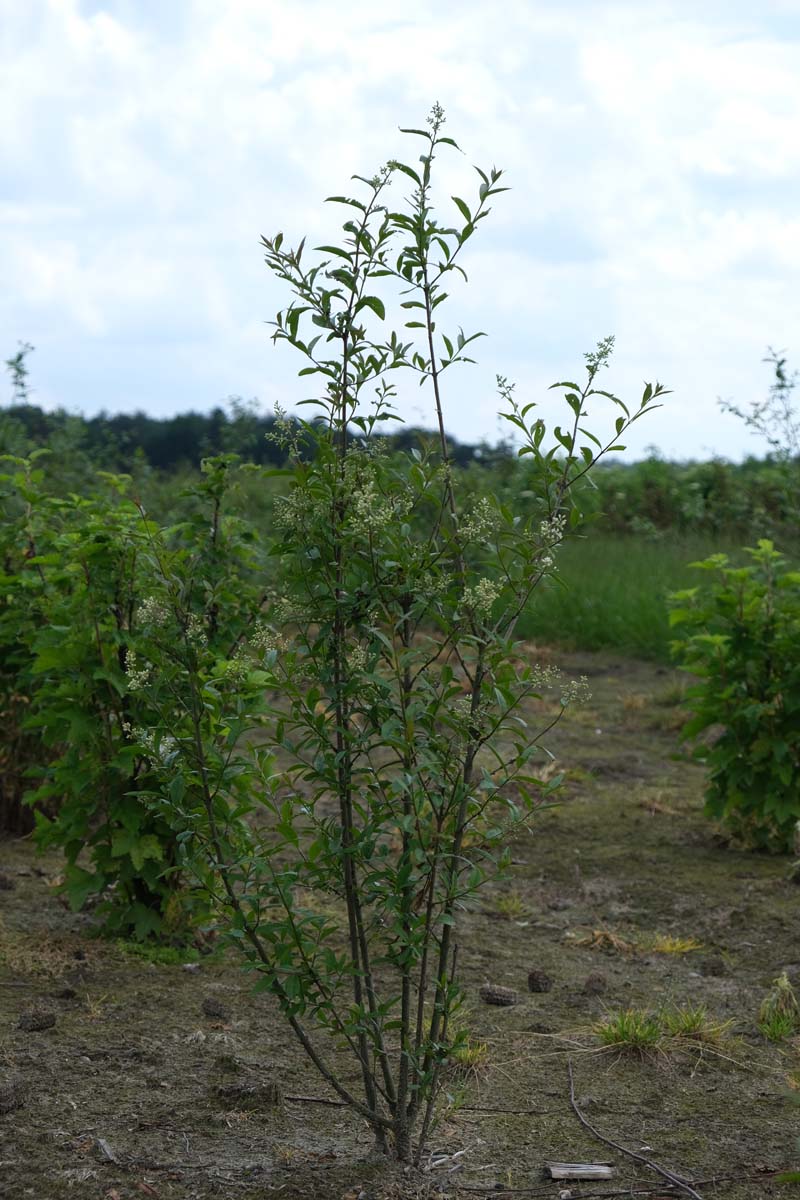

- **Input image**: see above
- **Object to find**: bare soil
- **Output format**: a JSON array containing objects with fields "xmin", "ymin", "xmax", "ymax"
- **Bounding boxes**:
[{"xmin": 2, "ymin": 651, "xmax": 799, "ymax": 1199}]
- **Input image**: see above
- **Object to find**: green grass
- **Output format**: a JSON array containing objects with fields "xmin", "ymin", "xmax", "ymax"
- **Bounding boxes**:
[
  {"xmin": 595, "ymin": 1008, "xmax": 663, "ymax": 1054},
  {"xmin": 595, "ymin": 1004, "xmax": 734, "ymax": 1057},
  {"xmin": 116, "ymin": 939, "xmax": 203, "ymax": 966},
  {"xmin": 759, "ymin": 972, "xmax": 800, "ymax": 1041},
  {"xmin": 518, "ymin": 534, "xmax": 746, "ymax": 661}
]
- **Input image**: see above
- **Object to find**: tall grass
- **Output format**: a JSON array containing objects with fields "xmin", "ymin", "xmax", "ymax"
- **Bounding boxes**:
[{"xmin": 518, "ymin": 534, "xmax": 746, "ymax": 661}]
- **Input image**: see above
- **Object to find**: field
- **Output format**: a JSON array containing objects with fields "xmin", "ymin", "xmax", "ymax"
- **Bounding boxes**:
[{"xmin": 3, "ymin": 647, "xmax": 799, "ymax": 1200}]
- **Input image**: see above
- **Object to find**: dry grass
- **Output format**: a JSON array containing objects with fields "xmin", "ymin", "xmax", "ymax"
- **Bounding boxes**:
[
  {"xmin": 571, "ymin": 927, "xmax": 638, "ymax": 955},
  {"xmin": 0, "ymin": 920, "xmax": 101, "ymax": 979}
]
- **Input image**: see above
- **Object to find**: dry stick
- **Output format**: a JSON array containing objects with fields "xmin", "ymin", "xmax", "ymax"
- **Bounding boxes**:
[
  {"xmin": 567, "ymin": 1060, "xmax": 704, "ymax": 1200},
  {"xmin": 457, "ymin": 1173, "xmax": 777, "ymax": 1198},
  {"xmin": 283, "ymin": 1094, "xmax": 560, "ymax": 1117}
]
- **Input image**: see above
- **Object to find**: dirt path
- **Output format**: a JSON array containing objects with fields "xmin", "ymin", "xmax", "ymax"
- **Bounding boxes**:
[{"xmin": 1, "ymin": 651, "xmax": 798, "ymax": 1199}]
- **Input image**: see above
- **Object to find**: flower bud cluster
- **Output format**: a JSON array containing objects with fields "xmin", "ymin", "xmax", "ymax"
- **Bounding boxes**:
[
  {"xmin": 560, "ymin": 676, "xmax": 591, "ymax": 706},
  {"xmin": 138, "ymin": 596, "xmax": 169, "ymax": 628},
  {"xmin": 462, "ymin": 577, "xmax": 502, "ymax": 619},
  {"xmin": 186, "ymin": 613, "xmax": 208, "ymax": 648},
  {"xmin": 539, "ymin": 511, "xmax": 567, "ymax": 546},
  {"xmin": 252, "ymin": 622, "xmax": 288, "ymax": 655},
  {"xmin": 347, "ymin": 644, "xmax": 369, "ymax": 673},
  {"xmin": 274, "ymin": 487, "xmax": 323, "ymax": 535},
  {"xmin": 122, "ymin": 721, "xmax": 177, "ymax": 764},
  {"xmin": 349, "ymin": 481, "xmax": 411, "ymax": 537},
  {"xmin": 124, "ymin": 649, "xmax": 151, "ymax": 691},
  {"xmin": 459, "ymin": 497, "xmax": 499, "ymax": 543}
]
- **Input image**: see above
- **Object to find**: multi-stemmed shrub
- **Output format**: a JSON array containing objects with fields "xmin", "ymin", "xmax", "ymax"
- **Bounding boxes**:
[
  {"xmin": 670, "ymin": 539, "xmax": 800, "ymax": 852},
  {"xmin": 0, "ymin": 451, "xmax": 268, "ymax": 936},
  {"xmin": 122, "ymin": 108, "xmax": 664, "ymax": 1158}
]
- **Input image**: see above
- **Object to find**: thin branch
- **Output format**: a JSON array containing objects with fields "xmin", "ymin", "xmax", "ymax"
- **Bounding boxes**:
[{"xmin": 567, "ymin": 1060, "xmax": 704, "ymax": 1200}]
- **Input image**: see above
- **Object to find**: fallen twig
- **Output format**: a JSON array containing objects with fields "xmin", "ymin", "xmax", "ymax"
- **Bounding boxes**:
[
  {"xmin": 567, "ymin": 1059, "xmax": 704, "ymax": 1200},
  {"xmin": 456, "ymin": 1170, "xmax": 780, "ymax": 1197}
]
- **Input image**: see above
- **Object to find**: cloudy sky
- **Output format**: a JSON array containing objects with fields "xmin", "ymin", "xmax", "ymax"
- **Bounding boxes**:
[{"xmin": 2, "ymin": 0, "xmax": 799, "ymax": 459}]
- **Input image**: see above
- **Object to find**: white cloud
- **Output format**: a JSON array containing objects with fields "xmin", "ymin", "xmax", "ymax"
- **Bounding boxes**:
[{"xmin": 1, "ymin": 0, "xmax": 798, "ymax": 459}]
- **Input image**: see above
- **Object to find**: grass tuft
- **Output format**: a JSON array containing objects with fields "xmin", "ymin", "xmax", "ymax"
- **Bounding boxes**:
[
  {"xmin": 759, "ymin": 972, "xmax": 800, "ymax": 1041},
  {"xmin": 648, "ymin": 934, "xmax": 704, "ymax": 955},
  {"xmin": 659, "ymin": 1004, "xmax": 733, "ymax": 1046},
  {"xmin": 493, "ymin": 891, "xmax": 529, "ymax": 920},
  {"xmin": 596, "ymin": 1004, "xmax": 734, "ymax": 1058},
  {"xmin": 595, "ymin": 1008, "xmax": 663, "ymax": 1055}
]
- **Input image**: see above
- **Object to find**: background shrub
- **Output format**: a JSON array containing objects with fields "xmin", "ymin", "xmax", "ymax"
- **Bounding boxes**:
[{"xmin": 670, "ymin": 539, "xmax": 800, "ymax": 851}]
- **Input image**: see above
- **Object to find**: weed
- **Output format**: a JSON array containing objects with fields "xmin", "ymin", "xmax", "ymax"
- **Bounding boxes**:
[
  {"xmin": 448, "ymin": 1030, "xmax": 489, "ymax": 1080},
  {"xmin": 595, "ymin": 1008, "xmax": 663, "ymax": 1056},
  {"xmin": 596, "ymin": 1004, "xmax": 733, "ymax": 1058},
  {"xmin": 654, "ymin": 679, "xmax": 689, "ymax": 707},
  {"xmin": 759, "ymin": 972, "xmax": 800, "ymax": 1041},
  {"xmin": 83, "ymin": 992, "xmax": 111, "ymax": 1020},
  {"xmin": 760, "ymin": 1011, "xmax": 798, "ymax": 1042},
  {"xmin": 648, "ymin": 934, "xmax": 703, "ymax": 955},
  {"xmin": 659, "ymin": 1004, "xmax": 733, "ymax": 1046},
  {"xmin": 493, "ymin": 891, "xmax": 529, "ymax": 920},
  {"xmin": 116, "ymin": 940, "xmax": 202, "ymax": 966}
]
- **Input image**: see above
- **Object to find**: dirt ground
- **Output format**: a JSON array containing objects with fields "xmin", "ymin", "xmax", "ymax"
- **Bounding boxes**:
[{"xmin": 2, "ymin": 650, "xmax": 799, "ymax": 1200}]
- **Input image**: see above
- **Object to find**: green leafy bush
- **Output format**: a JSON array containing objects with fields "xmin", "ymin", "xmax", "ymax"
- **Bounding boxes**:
[
  {"xmin": 670, "ymin": 539, "xmax": 800, "ymax": 851},
  {"xmin": 0, "ymin": 451, "xmax": 268, "ymax": 937},
  {"xmin": 129, "ymin": 107, "xmax": 663, "ymax": 1160}
]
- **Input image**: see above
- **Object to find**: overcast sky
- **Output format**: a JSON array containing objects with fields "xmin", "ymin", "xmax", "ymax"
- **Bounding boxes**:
[{"xmin": 2, "ymin": 0, "xmax": 799, "ymax": 459}]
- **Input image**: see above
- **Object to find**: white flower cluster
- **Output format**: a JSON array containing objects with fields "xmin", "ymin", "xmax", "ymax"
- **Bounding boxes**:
[
  {"xmin": 123, "ymin": 721, "xmax": 177, "ymax": 764},
  {"xmin": 539, "ymin": 511, "xmax": 567, "ymax": 546},
  {"xmin": 124, "ymin": 649, "xmax": 151, "ymax": 691},
  {"xmin": 462, "ymin": 577, "xmax": 501, "ymax": 619},
  {"xmin": 270, "ymin": 595, "xmax": 296, "ymax": 625},
  {"xmin": 347, "ymin": 644, "xmax": 368, "ymax": 673},
  {"xmin": 349, "ymin": 481, "xmax": 411, "ymax": 537},
  {"xmin": 459, "ymin": 497, "xmax": 498, "ymax": 544},
  {"xmin": 186, "ymin": 613, "xmax": 207, "ymax": 648},
  {"xmin": 529, "ymin": 664, "xmax": 562, "ymax": 691},
  {"xmin": 218, "ymin": 653, "xmax": 250, "ymax": 685},
  {"xmin": 274, "ymin": 487, "xmax": 321, "ymax": 535},
  {"xmin": 560, "ymin": 675, "xmax": 591, "ymax": 707},
  {"xmin": 452, "ymin": 695, "xmax": 474, "ymax": 722},
  {"xmin": 252, "ymin": 622, "xmax": 287, "ymax": 656},
  {"xmin": 420, "ymin": 570, "xmax": 451, "ymax": 598},
  {"xmin": 138, "ymin": 596, "xmax": 169, "ymax": 628}
]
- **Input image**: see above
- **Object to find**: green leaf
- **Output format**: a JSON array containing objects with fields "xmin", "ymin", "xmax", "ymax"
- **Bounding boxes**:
[
  {"xmin": 357, "ymin": 295, "xmax": 386, "ymax": 321},
  {"xmin": 452, "ymin": 196, "xmax": 471, "ymax": 222}
]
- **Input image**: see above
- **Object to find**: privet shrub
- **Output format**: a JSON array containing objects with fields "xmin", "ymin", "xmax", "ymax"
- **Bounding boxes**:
[
  {"xmin": 0, "ymin": 452, "xmax": 267, "ymax": 937},
  {"xmin": 129, "ymin": 108, "xmax": 664, "ymax": 1158},
  {"xmin": 670, "ymin": 539, "xmax": 800, "ymax": 852}
]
